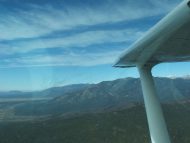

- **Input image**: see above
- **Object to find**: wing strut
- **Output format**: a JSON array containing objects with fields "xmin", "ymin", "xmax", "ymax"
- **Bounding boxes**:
[
  {"xmin": 138, "ymin": 65, "xmax": 171, "ymax": 143},
  {"xmin": 114, "ymin": 0, "xmax": 190, "ymax": 68},
  {"xmin": 114, "ymin": 1, "xmax": 190, "ymax": 142}
]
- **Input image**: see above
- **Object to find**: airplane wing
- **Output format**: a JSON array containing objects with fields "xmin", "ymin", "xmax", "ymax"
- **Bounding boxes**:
[
  {"xmin": 114, "ymin": 0, "xmax": 190, "ymax": 68},
  {"xmin": 114, "ymin": 1, "xmax": 190, "ymax": 143}
]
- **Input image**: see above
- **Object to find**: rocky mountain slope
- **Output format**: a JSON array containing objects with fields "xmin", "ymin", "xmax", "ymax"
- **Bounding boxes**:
[{"xmin": 11, "ymin": 77, "xmax": 190, "ymax": 116}]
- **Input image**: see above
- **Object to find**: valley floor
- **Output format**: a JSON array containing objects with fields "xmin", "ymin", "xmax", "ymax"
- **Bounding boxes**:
[{"xmin": 0, "ymin": 103, "xmax": 190, "ymax": 143}]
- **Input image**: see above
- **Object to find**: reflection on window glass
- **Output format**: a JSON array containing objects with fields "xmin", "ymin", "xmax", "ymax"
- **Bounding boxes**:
[{"xmin": 0, "ymin": 0, "xmax": 190, "ymax": 143}]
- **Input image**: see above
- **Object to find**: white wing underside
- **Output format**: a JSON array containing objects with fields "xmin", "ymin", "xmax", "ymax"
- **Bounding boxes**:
[{"xmin": 114, "ymin": 0, "xmax": 190, "ymax": 68}]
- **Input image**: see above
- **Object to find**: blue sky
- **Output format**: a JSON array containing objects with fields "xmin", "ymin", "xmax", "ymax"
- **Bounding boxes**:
[{"xmin": 0, "ymin": 0, "xmax": 189, "ymax": 91}]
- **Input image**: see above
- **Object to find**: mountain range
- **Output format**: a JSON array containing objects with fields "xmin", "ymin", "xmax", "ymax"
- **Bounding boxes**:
[
  {"xmin": 0, "ymin": 77, "xmax": 189, "ymax": 142},
  {"xmin": 0, "ymin": 77, "xmax": 187, "ymax": 118}
]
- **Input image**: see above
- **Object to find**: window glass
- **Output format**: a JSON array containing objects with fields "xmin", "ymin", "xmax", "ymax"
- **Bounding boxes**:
[{"xmin": 0, "ymin": 0, "xmax": 189, "ymax": 143}]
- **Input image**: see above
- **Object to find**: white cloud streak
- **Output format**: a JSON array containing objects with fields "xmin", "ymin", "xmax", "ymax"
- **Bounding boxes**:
[
  {"xmin": 7, "ymin": 29, "xmax": 144, "ymax": 54},
  {"xmin": 0, "ymin": 0, "xmax": 181, "ymax": 67},
  {"xmin": 0, "ymin": 0, "xmax": 180, "ymax": 40},
  {"xmin": 0, "ymin": 50, "xmax": 123, "ymax": 68}
]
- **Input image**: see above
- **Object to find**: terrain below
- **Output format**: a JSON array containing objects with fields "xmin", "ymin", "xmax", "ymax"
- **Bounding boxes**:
[{"xmin": 0, "ymin": 103, "xmax": 190, "ymax": 143}]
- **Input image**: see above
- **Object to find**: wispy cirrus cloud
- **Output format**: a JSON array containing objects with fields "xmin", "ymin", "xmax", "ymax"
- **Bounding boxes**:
[
  {"xmin": 0, "ymin": 0, "xmax": 181, "ymax": 67},
  {"xmin": 0, "ymin": 0, "xmax": 180, "ymax": 40},
  {"xmin": 0, "ymin": 50, "xmax": 124, "ymax": 68},
  {"xmin": 3, "ymin": 29, "xmax": 144, "ymax": 54}
]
